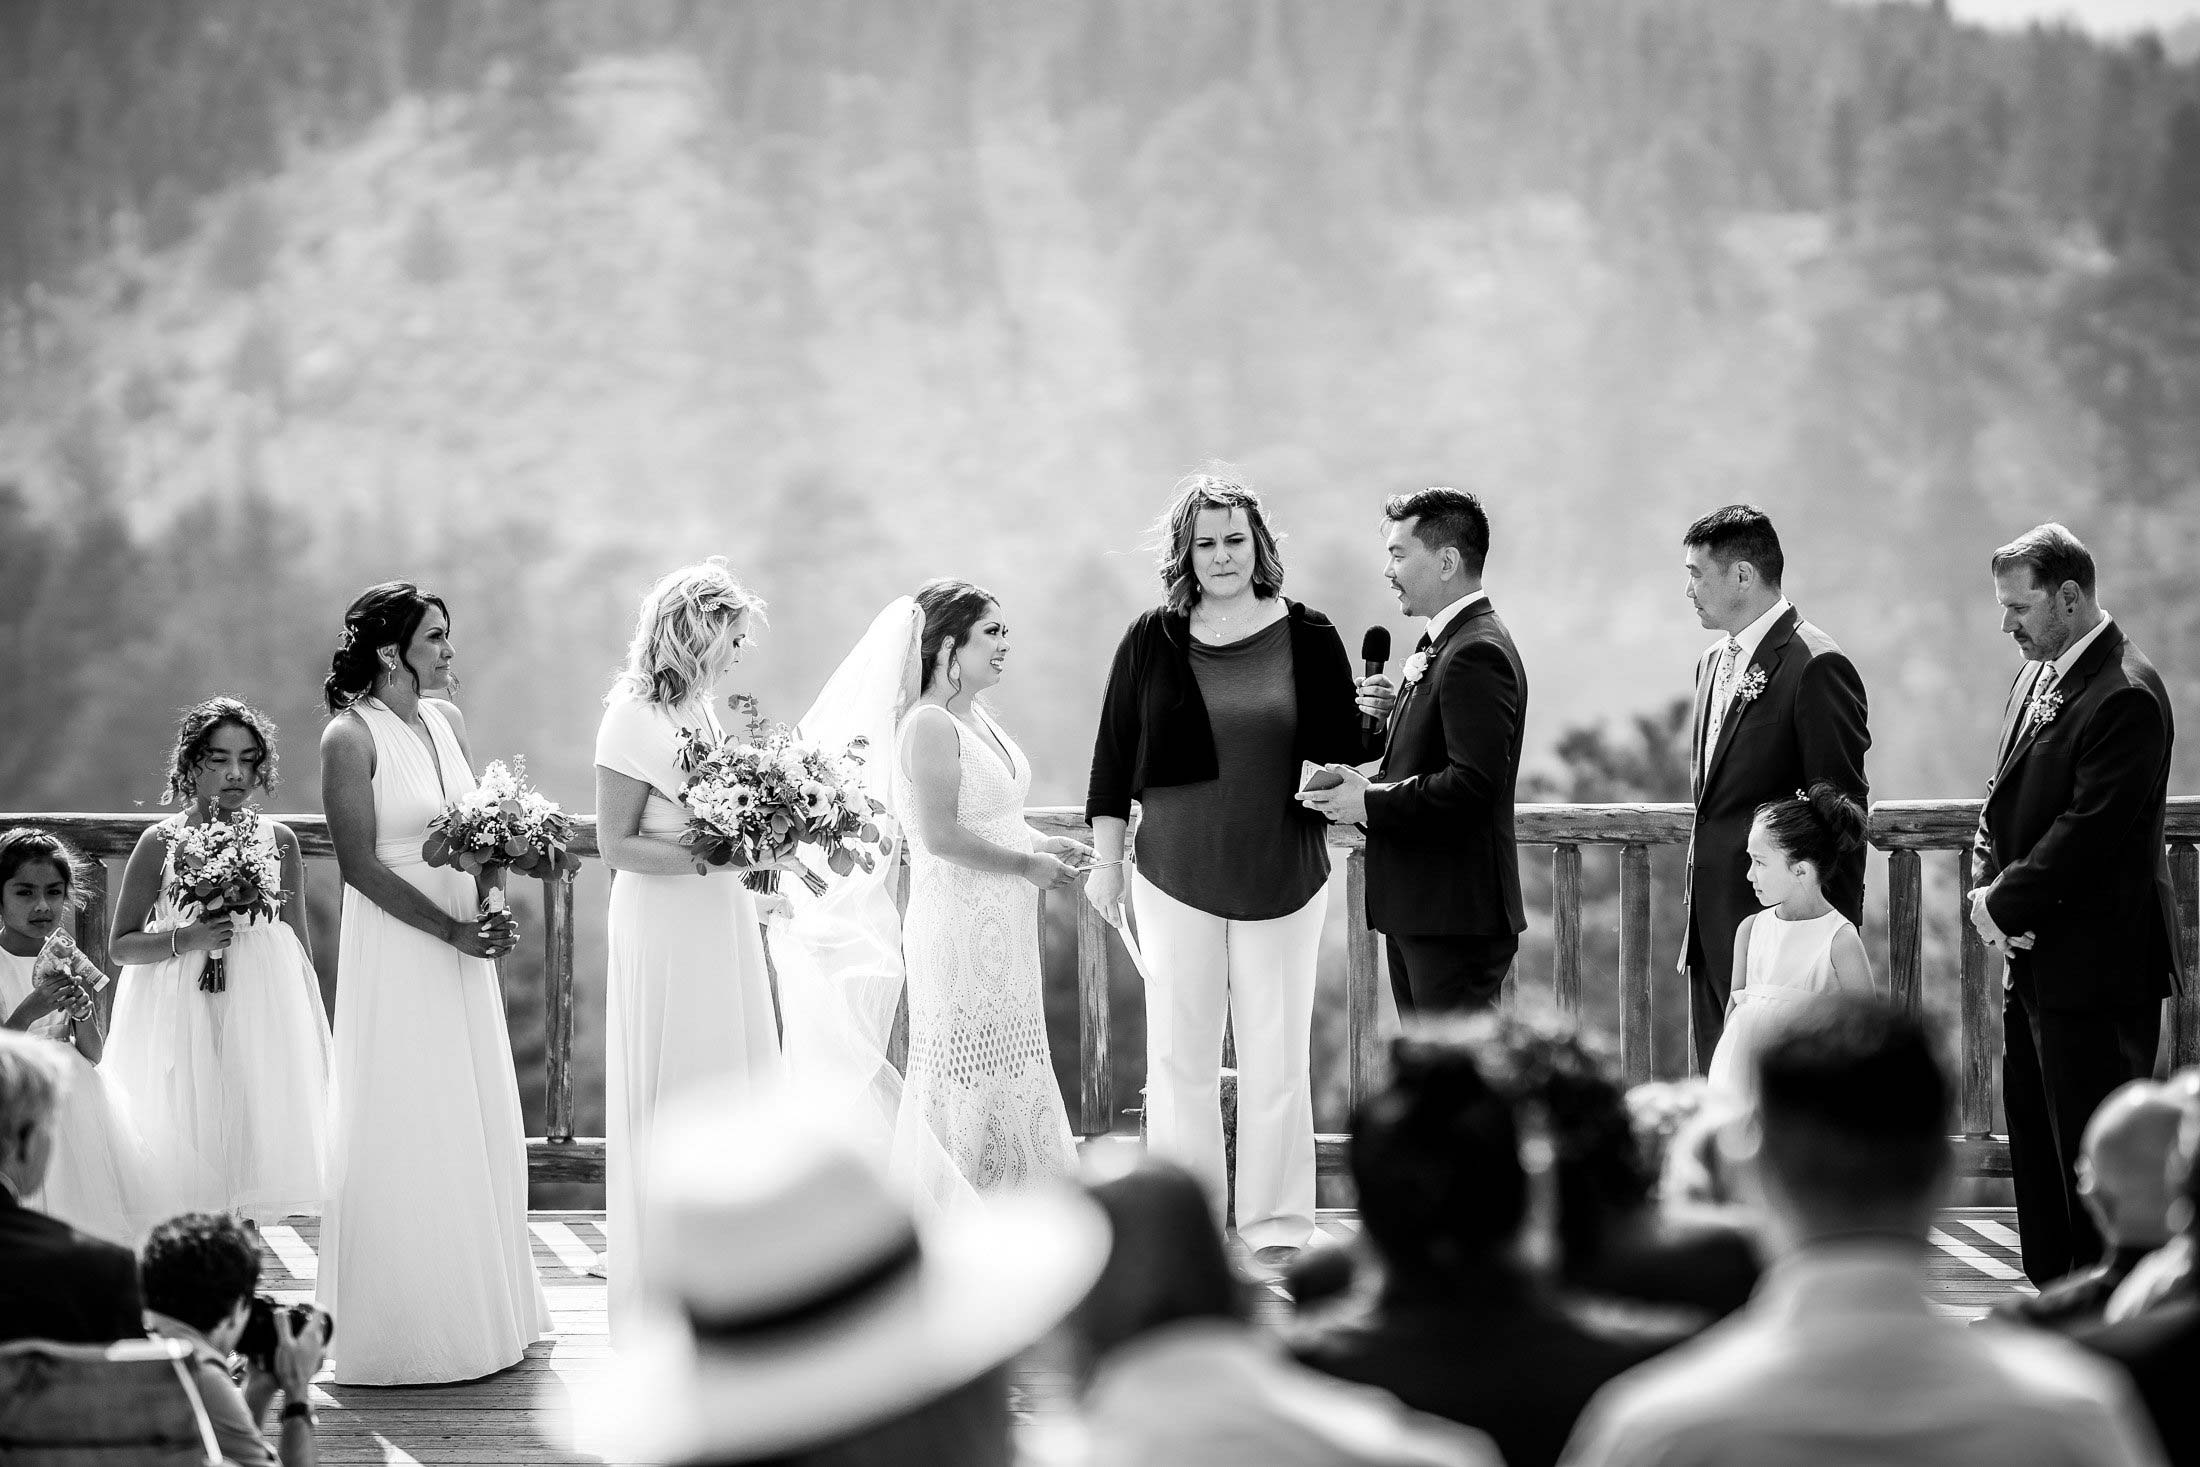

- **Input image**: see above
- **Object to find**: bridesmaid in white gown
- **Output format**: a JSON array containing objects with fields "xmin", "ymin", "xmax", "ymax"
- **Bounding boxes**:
[
  {"xmin": 893, "ymin": 580, "xmax": 1086, "ymax": 1193},
  {"xmin": 315, "ymin": 582, "xmax": 548, "ymax": 1385},
  {"xmin": 594, "ymin": 559, "xmax": 785, "ymax": 1342}
]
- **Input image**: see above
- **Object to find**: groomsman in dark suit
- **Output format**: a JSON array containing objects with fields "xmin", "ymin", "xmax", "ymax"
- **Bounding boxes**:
[
  {"xmin": 1679, "ymin": 506, "xmax": 1870, "ymax": 1069},
  {"xmin": 1969, "ymin": 523, "xmax": 2182, "ymax": 1286},
  {"xmin": 1301, "ymin": 487, "xmax": 1526, "ymax": 1013}
]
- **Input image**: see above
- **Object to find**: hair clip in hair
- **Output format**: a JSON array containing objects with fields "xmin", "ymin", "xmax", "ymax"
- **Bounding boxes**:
[{"xmin": 1794, "ymin": 788, "xmax": 1809, "ymax": 802}]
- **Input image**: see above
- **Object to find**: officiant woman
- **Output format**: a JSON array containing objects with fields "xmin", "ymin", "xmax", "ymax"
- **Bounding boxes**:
[{"xmin": 1084, "ymin": 471, "xmax": 1379, "ymax": 1263}]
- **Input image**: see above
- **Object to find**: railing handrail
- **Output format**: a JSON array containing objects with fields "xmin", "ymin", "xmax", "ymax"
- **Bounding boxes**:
[{"xmin": 12, "ymin": 798, "xmax": 2198, "ymax": 1185}]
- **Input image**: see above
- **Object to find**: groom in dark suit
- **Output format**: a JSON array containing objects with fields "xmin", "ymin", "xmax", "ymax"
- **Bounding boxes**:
[
  {"xmin": 1301, "ymin": 487, "xmax": 1526, "ymax": 1013},
  {"xmin": 1969, "ymin": 523, "xmax": 2182, "ymax": 1286},
  {"xmin": 1679, "ymin": 506, "xmax": 1870, "ymax": 1069}
]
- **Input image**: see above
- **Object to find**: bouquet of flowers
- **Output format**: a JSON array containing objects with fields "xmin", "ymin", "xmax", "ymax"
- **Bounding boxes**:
[
  {"xmin": 166, "ymin": 813, "xmax": 285, "ymax": 993},
  {"xmin": 33, "ymin": 929, "xmax": 105, "ymax": 1021},
  {"xmin": 674, "ymin": 696, "xmax": 888, "ymax": 897},
  {"xmin": 422, "ymin": 758, "xmax": 584, "ymax": 896}
]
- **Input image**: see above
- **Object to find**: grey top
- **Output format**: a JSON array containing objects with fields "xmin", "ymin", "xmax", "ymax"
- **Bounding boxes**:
[{"xmin": 1136, "ymin": 618, "xmax": 1330, "ymax": 920}]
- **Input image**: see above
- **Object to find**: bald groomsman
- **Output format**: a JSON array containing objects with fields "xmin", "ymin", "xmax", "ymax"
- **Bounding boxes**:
[{"xmin": 1678, "ymin": 506, "xmax": 1871, "ymax": 1070}]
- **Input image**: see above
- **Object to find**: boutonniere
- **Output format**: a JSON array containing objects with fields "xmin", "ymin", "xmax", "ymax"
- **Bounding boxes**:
[
  {"xmin": 1401, "ymin": 650, "xmax": 1431, "ymax": 689},
  {"xmin": 2029, "ymin": 688, "xmax": 2062, "ymax": 728},
  {"xmin": 1732, "ymin": 665, "xmax": 1769, "ymax": 705}
]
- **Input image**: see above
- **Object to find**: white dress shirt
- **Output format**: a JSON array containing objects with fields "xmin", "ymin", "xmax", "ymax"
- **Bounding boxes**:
[
  {"xmin": 1701, "ymin": 597, "xmax": 1791, "ymax": 764},
  {"xmin": 1561, "ymin": 1240, "xmax": 2167, "ymax": 1467},
  {"xmin": 1424, "ymin": 589, "xmax": 1489, "ymax": 647}
]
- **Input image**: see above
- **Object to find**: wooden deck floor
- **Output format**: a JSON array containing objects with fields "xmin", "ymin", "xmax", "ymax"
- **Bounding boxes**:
[{"xmin": 267, "ymin": 1208, "xmax": 2031, "ymax": 1466}]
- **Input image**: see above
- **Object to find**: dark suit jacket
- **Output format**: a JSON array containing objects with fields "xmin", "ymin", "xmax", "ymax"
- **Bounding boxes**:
[
  {"xmin": 1683, "ymin": 607, "xmax": 1870, "ymax": 989},
  {"xmin": 1363, "ymin": 598, "xmax": 1527, "ymax": 938},
  {"xmin": 1973, "ymin": 621, "xmax": 2182, "ymax": 1010},
  {"xmin": 2078, "ymin": 1295, "xmax": 2200, "ymax": 1467},
  {"xmin": 1293, "ymin": 1274, "xmax": 1675, "ymax": 1467},
  {"xmin": 0, "ymin": 1187, "xmax": 144, "ymax": 1345}
]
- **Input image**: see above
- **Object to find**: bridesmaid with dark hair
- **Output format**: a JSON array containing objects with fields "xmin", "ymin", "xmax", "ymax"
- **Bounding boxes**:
[
  {"xmin": 1085, "ymin": 470, "xmax": 1379, "ymax": 1264},
  {"xmin": 314, "ymin": 581, "xmax": 547, "ymax": 1385}
]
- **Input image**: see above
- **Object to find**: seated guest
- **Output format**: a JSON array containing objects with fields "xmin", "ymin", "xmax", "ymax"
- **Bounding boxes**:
[
  {"xmin": 1468, "ymin": 1011, "xmax": 1758, "ymax": 1320},
  {"xmin": 580, "ymin": 1085, "xmax": 1109, "ymax": 1467},
  {"xmin": 1657, "ymin": 1091, "xmax": 1750, "ymax": 1213},
  {"xmin": 1562, "ymin": 996, "xmax": 2165, "ymax": 1467},
  {"xmin": 1625, "ymin": 1079, "xmax": 1712, "ymax": 1190},
  {"xmin": 0, "ymin": 1028, "xmax": 143, "ymax": 1344},
  {"xmin": 141, "ymin": 1213, "xmax": 328, "ymax": 1467},
  {"xmin": 1293, "ymin": 1022, "xmax": 1672, "ymax": 1467},
  {"xmin": 1062, "ymin": 1161, "xmax": 1495, "ymax": 1467},
  {"xmin": 1989, "ymin": 1081, "xmax": 2185, "ymax": 1333},
  {"xmin": 2104, "ymin": 1069, "xmax": 2200, "ymax": 1325},
  {"xmin": 2081, "ymin": 1077, "xmax": 2200, "ymax": 1466}
]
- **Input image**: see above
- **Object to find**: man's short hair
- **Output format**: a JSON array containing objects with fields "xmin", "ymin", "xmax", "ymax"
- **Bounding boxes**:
[
  {"xmin": 1990, "ymin": 523, "xmax": 2096, "ymax": 597},
  {"xmin": 141, "ymin": 1213, "xmax": 261, "ymax": 1335},
  {"xmin": 1755, "ymin": 996, "xmax": 1950, "ymax": 1212},
  {"xmin": 0, "ymin": 1030, "xmax": 62, "ymax": 1150},
  {"xmin": 1682, "ymin": 504, "xmax": 1784, "ymax": 589},
  {"xmin": 1350, "ymin": 1021, "xmax": 1525, "ymax": 1278},
  {"xmin": 1384, "ymin": 487, "xmax": 1490, "ymax": 576}
]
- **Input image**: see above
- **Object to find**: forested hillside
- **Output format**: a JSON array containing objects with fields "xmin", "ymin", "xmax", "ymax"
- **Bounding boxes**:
[{"xmin": 5, "ymin": 0, "xmax": 2198, "ymax": 1141}]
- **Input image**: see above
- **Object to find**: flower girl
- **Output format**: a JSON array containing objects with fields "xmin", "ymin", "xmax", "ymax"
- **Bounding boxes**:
[
  {"xmin": 107, "ymin": 698, "xmax": 333, "ymax": 1223},
  {"xmin": 1706, "ymin": 783, "xmax": 1877, "ymax": 1095},
  {"xmin": 0, "ymin": 828, "xmax": 155, "ymax": 1244}
]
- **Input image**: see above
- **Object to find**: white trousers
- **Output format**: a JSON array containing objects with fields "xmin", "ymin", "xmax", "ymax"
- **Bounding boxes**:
[{"xmin": 1134, "ymin": 870, "xmax": 1325, "ymax": 1249}]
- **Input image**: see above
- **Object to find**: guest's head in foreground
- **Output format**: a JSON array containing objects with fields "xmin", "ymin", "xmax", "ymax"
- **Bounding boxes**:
[
  {"xmin": 1624, "ymin": 1079, "xmax": 1713, "ymax": 1199},
  {"xmin": 1383, "ymin": 487, "xmax": 1490, "ymax": 620},
  {"xmin": 1682, "ymin": 504, "xmax": 1784, "ymax": 634},
  {"xmin": 1151, "ymin": 467, "xmax": 1286, "ymax": 615},
  {"xmin": 1747, "ymin": 783, "xmax": 1867, "ymax": 915},
  {"xmin": 1065, "ymin": 1159, "xmax": 1248, "ymax": 1383},
  {"xmin": 2169, "ymin": 1069, "xmax": 2200, "ymax": 1237},
  {"xmin": 140, "ymin": 1212, "xmax": 263, "ymax": 1346},
  {"xmin": 0, "ymin": 827, "xmax": 89, "ymax": 959},
  {"xmin": 2078, "ymin": 1081, "xmax": 2188, "ymax": 1254},
  {"xmin": 587, "ymin": 1085, "xmax": 1108, "ymax": 1467},
  {"xmin": 1351, "ymin": 1021, "xmax": 1528, "ymax": 1290},
  {"xmin": 162, "ymin": 696, "xmax": 280, "ymax": 813},
  {"xmin": 0, "ymin": 1028, "xmax": 64, "ymax": 1200},
  {"xmin": 1738, "ymin": 995, "xmax": 1950, "ymax": 1253},
  {"xmin": 324, "ymin": 580, "xmax": 454, "ymax": 712},
  {"xmin": 612, "ymin": 558, "xmax": 766, "ymax": 710},
  {"xmin": 914, "ymin": 578, "xmax": 1005, "ymax": 701},
  {"xmin": 1991, "ymin": 522, "xmax": 2099, "ymax": 665}
]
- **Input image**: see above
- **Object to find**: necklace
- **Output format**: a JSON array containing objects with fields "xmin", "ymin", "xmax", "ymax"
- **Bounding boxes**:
[{"xmin": 1197, "ymin": 596, "xmax": 1261, "ymax": 628}]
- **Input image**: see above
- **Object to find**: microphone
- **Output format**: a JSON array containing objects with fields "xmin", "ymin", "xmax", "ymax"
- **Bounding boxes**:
[{"xmin": 1360, "ymin": 627, "xmax": 1392, "ymax": 738}]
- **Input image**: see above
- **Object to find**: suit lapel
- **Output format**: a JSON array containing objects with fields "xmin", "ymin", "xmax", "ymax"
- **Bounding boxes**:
[
  {"xmin": 1702, "ymin": 607, "xmax": 1799, "ymax": 795},
  {"xmin": 1689, "ymin": 645, "xmax": 1718, "ymax": 803},
  {"xmin": 1995, "ymin": 623, "xmax": 2123, "ymax": 785},
  {"xmin": 1992, "ymin": 662, "xmax": 2045, "ymax": 773},
  {"xmin": 1383, "ymin": 600, "xmax": 1492, "ymax": 768}
]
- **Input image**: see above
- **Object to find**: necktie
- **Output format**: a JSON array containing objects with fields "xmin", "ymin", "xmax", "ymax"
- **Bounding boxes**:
[
  {"xmin": 2023, "ymin": 665, "xmax": 2059, "ymax": 736},
  {"xmin": 1703, "ymin": 638, "xmax": 1744, "ymax": 763}
]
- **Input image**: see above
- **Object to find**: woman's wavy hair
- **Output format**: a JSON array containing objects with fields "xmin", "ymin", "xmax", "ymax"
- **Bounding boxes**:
[
  {"xmin": 610, "ymin": 558, "xmax": 766, "ymax": 708},
  {"xmin": 0, "ymin": 828, "xmax": 91, "ymax": 915},
  {"xmin": 914, "ymin": 579, "xmax": 998, "ymax": 697},
  {"xmin": 325, "ymin": 582, "xmax": 451, "ymax": 713},
  {"xmin": 162, "ymin": 697, "xmax": 279, "ymax": 806},
  {"xmin": 1150, "ymin": 467, "xmax": 1286, "ymax": 616}
]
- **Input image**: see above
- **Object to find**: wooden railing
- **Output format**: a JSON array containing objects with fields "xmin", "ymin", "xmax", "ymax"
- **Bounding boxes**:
[{"xmin": 21, "ymin": 801, "xmax": 2200, "ymax": 1184}]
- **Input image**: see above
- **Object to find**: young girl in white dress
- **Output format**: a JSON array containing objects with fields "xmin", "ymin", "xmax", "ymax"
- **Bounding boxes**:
[
  {"xmin": 0, "ymin": 828, "xmax": 155, "ymax": 1245},
  {"xmin": 315, "ymin": 581, "xmax": 548, "ymax": 1385},
  {"xmin": 1706, "ymin": 783, "xmax": 1876, "ymax": 1095},
  {"xmin": 106, "ymin": 698, "xmax": 332, "ymax": 1224},
  {"xmin": 594, "ymin": 559, "xmax": 785, "ymax": 1342}
]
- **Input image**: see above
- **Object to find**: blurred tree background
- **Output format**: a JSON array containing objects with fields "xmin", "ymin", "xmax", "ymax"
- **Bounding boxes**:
[{"xmin": 5, "ymin": 0, "xmax": 2200, "ymax": 1195}]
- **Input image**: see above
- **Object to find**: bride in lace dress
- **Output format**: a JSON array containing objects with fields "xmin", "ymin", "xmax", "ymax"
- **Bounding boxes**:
[{"xmin": 775, "ymin": 580, "xmax": 1085, "ymax": 1206}]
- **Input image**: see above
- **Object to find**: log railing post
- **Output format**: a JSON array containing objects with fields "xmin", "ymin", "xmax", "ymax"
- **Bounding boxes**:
[
  {"xmin": 1551, "ymin": 844, "xmax": 1582, "ymax": 1016},
  {"xmin": 1345, "ymin": 846, "xmax": 1383, "ymax": 1113},
  {"xmin": 1076, "ymin": 880, "xmax": 1113, "ymax": 1136},
  {"xmin": 1618, "ymin": 842, "xmax": 1653, "ymax": 1084},
  {"xmin": 1955, "ymin": 850, "xmax": 1994, "ymax": 1137},
  {"xmin": 2175, "ymin": 844, "xmax": 2199, "ymax": 1071},
  {"xmin": 1887, "ymin": 847, "xmax": 1923, "ymax": 1013},
  {"xmin": 543, "ymin": 870, "xmax": 577, "ymax": 1146}
]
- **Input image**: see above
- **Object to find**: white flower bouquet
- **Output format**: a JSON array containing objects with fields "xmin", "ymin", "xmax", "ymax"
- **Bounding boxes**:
[
  {"xmin": 166, "ymin": 813, "xmax": 285, "ymax": 992},
  {"xmin": 674, "ymin": 696, "xmax": 887, "ymax": 896}
]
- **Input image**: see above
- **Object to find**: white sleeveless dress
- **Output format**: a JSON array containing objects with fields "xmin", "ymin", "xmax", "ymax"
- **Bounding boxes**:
[
  {"xmin": 892, "ymin": 705, "xmax": 1075, "ymax": 1194},
  {"xmin": 316, "ymin": 698, "xmax": 549, "ymax": 1385},
  {"xmin": 1706, "ymin": 907, "xmax": 1857, "ymax": 1094},
  {"xmin": 105, "ymin": 813, "xmax": 333, "ymax": 1223},
  {"xmin": 0, "ymin": 947, "xmax": 154, "ymax": 1246},
  {"xmin": 594, "ymin": 689, "xmax": 784, "ymax": 1342}
]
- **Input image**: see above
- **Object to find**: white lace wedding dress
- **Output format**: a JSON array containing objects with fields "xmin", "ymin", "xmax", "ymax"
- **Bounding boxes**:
[{"xmin": 890, "ymin": 704, "xmax": 1076, "ymax": 1193}]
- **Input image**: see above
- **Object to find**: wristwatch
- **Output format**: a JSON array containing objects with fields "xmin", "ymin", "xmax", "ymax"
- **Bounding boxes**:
[{"xmin": 280, "ymin": 1398, "xmax": 316, "ymax": 1428}]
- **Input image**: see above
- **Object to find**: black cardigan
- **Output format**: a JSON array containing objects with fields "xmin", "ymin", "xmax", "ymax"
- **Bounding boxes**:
[{"xmin": 1085, "ymin": 599, "xmax": 1380, "ymax": 824}]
